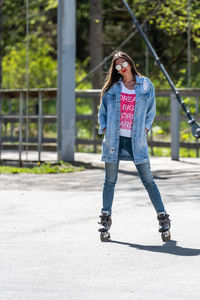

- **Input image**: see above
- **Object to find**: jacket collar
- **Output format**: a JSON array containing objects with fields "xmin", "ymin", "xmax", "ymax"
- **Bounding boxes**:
[{"xmin": 135, "ymin": 75, "xmax": 143, "ymax": 84}]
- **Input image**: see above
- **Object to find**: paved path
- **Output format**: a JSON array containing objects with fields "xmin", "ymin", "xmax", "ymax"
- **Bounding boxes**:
[{"xmin": 0, "ymin": 154, "xmax": 200, "ymax": 300}]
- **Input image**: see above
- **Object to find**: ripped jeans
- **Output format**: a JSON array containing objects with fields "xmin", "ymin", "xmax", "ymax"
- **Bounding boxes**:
[{"xmin": 102, "ymin": 136, "xmax": 165, "ymax": 215}]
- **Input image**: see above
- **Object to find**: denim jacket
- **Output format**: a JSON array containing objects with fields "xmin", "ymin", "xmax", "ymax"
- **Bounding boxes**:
[{"xmin": 98, "ymin": 75, "xmax": 156, "ymax": 164}]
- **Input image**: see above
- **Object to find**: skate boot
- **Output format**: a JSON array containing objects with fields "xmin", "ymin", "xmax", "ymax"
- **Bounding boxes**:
[
  {"xmin": 98, "ymin": 211, "xmax": 112, "ymax": 242},
  {"xmin": 157, "ymin": 212, "xmax": 171, "ymax": 242}
]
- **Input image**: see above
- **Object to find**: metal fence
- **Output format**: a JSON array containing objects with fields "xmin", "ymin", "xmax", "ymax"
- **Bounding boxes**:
[{"xmin": 0, "ymin": 88, "xmax": 200, "ymax": 162}]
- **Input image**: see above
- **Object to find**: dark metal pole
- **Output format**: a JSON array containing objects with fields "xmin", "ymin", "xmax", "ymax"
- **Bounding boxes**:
[{"xmin": 122, "ymin": 0, "xmax": 200, "ymax": 138}]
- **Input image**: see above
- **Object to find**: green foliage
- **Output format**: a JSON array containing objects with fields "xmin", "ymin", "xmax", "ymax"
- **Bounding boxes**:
[
  {"xmin": 2, "ymin": 0, "xmax": 200, "ymax": 88},
  {"xmin": 0, "ymin": 162, "xmax": 85, "ymax": 174},
  {"xmin": 2, "ymin": 0, "xmax": 57, "ymax": 53},
  {"xmin": 45, "ymin": 0, "xmax": 58, "ymax": 10},
  {"xmin": 150, "ymin": 147, "xmax": 171, "ymax": 157},
  {"xmin": 151, "ymin": 147, "xmax": 199, "ymax": 158},
  {"xmin": 2, "ymin": 37, "xmax": 57, "ymax": 89},
  {"xmin": 76, "ymin": 58, "xmax": 92, "ymax": 89}
]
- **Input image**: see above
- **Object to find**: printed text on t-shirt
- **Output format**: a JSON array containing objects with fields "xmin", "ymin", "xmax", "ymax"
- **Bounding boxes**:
[{"xmin": 120, "ymin": 92, "xmax": 136, "ymax": 130}]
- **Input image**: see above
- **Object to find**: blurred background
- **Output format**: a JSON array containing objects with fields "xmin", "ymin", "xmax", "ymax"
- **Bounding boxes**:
[{"xmin": 0, "ymin": 0, "xmax": 200, "ymax": 161}]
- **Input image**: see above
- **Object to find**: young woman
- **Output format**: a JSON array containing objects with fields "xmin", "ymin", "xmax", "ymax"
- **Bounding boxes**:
[{"xmin": 98, "ymin": 51, "xmax": 171, "ymax": 242}]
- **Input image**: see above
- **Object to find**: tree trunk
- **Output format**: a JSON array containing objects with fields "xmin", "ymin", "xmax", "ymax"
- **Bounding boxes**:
[
  {"xmin": 89, "ymin": 0, "xmax": 103, "ymax": 89},
  {"xmin": 0, "ymin": 0, "xmax": 2, "ymax": 88}
]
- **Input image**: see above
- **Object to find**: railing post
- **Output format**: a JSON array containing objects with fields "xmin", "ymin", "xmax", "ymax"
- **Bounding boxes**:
[
  {"xmin": 38, "ymin": 91, "xmax": 43, "ymax": 162},
  {"xmin": 92, "ymin": 97, "xmax": 98, "ymax": 153},
  {"xmin": 195, "ymin": 97, "xmax": 199, "ymax": 115},
  {"xmin": 19, "ymin": 92, "xmax": 23, "ymax": 163},
  {"xmin": 171, "ymin": 93, "xmax": 180, "ymax": 160},
  {"xmin": 195, "ymin": 97, "xmax": 199, "ymax": 157},
  {"xmin": 9, "ymin": 99, "xmax": 14, "ymax": 138},
  {"xmin": 150, "ymin": 128, "xmax": 154, "ymax": 156}
]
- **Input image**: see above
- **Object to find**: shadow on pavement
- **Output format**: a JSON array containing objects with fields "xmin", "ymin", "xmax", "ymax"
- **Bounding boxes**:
[
  {"xmin": 108, "ymin": 240, "xmax": 200, "ymax": 256},
  {"xmin": 75, "ymin": 161, "xmax": 169, "ymax": 180}
]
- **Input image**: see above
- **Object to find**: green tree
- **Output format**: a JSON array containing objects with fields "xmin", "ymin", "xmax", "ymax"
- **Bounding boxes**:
[{"xmin": 2, "ymin": 37, "xmax": 57, "ymax": 89}]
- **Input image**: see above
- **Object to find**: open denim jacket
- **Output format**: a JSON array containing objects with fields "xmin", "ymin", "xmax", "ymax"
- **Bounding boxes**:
[{"xmin": 98, "ymin": 75, "xmax": 156, "ymax": 164}]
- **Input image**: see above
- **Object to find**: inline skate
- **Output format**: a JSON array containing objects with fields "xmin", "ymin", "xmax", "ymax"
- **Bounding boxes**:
[
  {"xmin": 157, "ymin": 212, "xmax": 171, "ymax": 242},
  {"xmin": 98, "ymin": 212, "xmax": 112, "ymax": 242}
]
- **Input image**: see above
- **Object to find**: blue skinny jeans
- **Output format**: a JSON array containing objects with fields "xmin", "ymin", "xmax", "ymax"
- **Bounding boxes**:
[{"xmin": 102, "ymin": 136, "xmax": 165, "ymax": 215}]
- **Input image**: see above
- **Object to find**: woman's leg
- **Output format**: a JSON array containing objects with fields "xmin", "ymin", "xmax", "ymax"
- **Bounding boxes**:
[
  {"xmin": 135, "ymin": 161, "xmax": 165, "ymax": 213},
  {"xmin": 102, "ymin": 159, "xmax": 120, "ymax": 215}
]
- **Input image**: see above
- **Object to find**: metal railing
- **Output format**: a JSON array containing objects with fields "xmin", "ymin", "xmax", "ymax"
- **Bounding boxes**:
[{"xmin": 0, "ymin": 88, "xmax": 200, "ymax": 162}]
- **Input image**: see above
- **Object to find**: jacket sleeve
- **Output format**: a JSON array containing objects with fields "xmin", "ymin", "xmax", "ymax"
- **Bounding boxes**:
[
  {"xmin": 145, "ymin": 80, "xmax": 156, "ymax": 131},
  {"xmin": 98, "ymin": 93, "xmax": 107, "ymax": 135}
]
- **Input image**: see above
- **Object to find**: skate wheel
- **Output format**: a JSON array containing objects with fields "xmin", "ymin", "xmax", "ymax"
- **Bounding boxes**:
[
  {"xmin": 161, "ymin": 231, "xmax": 171, "ymax": 242},
  {"xmin": 100, "ymin": 232, "xmax": 110, "ymax": 242}
]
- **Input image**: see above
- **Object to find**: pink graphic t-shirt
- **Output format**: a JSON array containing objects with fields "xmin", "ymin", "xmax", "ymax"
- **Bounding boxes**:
[{"xmin": 120, "ymin": 82, "xmax": 136, "ymax": 137}]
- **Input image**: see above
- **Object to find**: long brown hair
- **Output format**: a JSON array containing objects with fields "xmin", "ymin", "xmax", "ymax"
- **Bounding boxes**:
[{"xmin": 100, "ymin": 51, "xmax": 142, "ymax": 102}]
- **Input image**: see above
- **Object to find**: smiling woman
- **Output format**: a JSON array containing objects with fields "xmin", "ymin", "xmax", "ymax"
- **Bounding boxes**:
[{"xmin": 97, "ymin": 51, "xmax": 171, "ymax": 242}]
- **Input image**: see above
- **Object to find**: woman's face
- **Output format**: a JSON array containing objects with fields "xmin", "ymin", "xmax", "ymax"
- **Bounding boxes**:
[{"xmin": 115, "ymin": 58, "xmax": 132, "ymax": 77}]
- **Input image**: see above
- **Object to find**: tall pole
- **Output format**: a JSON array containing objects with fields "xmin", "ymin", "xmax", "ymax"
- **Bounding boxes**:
[
  {"xmin": 0, "ymin": 0, "xmax": 2, "ymax": 89},
  {"xmin": 145, "ymin": 23, "xmax": 149, "ymax": 77},
  {"xmin": 25, "ymin": 0, "xmax": 29, "ymax": 161},
  {"xmin": 89, "ymin": 0, "xmax": 103, "ymax": 88},
  {"xmin": 57, "ymin": 0, "xmax": 76, "ymax": 162},
  {"xmin": 187, "ymin": 0, "xmax": 191, "ymax": 87}
]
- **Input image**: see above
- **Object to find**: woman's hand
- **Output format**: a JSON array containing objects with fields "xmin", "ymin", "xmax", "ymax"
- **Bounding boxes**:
[
  {"xmin": 103, "ymin": 128, "xmax": 106, "ymax": 134},
  {"xmin": 145, "ymin": 128, "xmax": 148, "ymax": 134}
]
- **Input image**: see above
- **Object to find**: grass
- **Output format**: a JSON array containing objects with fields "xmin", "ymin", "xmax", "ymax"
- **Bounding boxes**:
[
  {"xmin": 0, "ymin": 161, "xmax": 86, "ymax": 174},
  {"xmin": 150, "ymin": 147, "xmax": 199, "ymax": 158}
]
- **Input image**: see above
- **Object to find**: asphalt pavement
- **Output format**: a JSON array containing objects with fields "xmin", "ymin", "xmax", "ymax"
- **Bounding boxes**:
[{"xmin": 0, "ymin": 153, "xmax": 200, "ymax": 300}]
